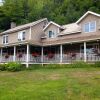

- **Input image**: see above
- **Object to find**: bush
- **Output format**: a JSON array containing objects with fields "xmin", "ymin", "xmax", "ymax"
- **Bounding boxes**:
[
  {"xmin": 6, "ymin": 62, "xmax": 22, "ymax": 72},
  {"xmin": 94, "ymin": 61, "xmax": 100, "ymax": 67},
  {"xmin": 71, "ymin": 61, "xmax": 90, "ymax": 68},
  {"xmin": 0, "ymin": 64, "xmax": 7, "ymax": 71},
  {"xmin": 28, "ymin": 64, "xmax": 70, "ymax": 70}
]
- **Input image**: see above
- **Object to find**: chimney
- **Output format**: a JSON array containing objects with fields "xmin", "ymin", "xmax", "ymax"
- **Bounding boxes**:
[{"xmin": 11, "ymin": 22, "xmax": 16, "ymax": 29}]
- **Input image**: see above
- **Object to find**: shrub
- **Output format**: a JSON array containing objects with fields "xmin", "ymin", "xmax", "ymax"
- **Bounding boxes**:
[
  {"xmin": 71, "ymin": 61, "xmax": 90, "ymax": 68},
  {"xmin": 0, "ymin": 64, "xmax": 7, "ymax": 71},
  {"xmin": 6, "ymin": 62, "xmax": 22, "ymax": 72},
  {"xmin": 94, "ymin": 61, "xmax": 100, "ymax": 67}
]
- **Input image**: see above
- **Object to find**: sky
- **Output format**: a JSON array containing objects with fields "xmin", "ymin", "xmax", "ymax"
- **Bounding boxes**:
[{"xmin": 0, "ymin": 0, "xmax": 2, "ymax": 2}]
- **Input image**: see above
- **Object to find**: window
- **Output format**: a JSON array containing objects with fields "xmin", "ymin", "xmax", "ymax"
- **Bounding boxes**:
[
  {"xmin": 18, "ymin": 31, "xmax": 26, "ymax": 41},
  {"xmin": 84, "ymin": 23, "xmax": 89, "ymax": 32},
  {"xmin": 90, "ymin": 22, "xmax": 96, "ymax": 32},
  {"xmin": 84, "ymin": 21, "xmax": 96, "ymax": 33},
  {"xmin": 2, "ymin": 35, "xmax": 8, "ymax": 44},
  {"xmin": 48, "ymin": 31, "xmax": 55, "ymax": 38}
]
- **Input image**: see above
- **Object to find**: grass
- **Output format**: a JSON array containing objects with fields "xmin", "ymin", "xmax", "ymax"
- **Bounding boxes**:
[{"xmin": 0, "ymin": 65, "xmax": 100, "ymax": 100}]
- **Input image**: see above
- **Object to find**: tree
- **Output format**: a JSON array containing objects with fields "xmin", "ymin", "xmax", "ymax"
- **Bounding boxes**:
[{"xmin": 0, "ymin": 0, "xmax": 99, "ymax": 31}]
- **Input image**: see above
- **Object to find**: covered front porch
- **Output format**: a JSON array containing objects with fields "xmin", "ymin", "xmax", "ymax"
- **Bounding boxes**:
[
  {"xmin": 0, "ymin": 45, "xmax": 42, "ymax": 64},
  {"xmin": 0, "ymin": 40, "xmax": 100, "ymax": 67}
]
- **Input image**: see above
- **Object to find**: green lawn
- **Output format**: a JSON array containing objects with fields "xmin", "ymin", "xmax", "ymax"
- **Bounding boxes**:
[{"xmin": 0, "ymin": 67, "xmax": 100, "ymax": 100}]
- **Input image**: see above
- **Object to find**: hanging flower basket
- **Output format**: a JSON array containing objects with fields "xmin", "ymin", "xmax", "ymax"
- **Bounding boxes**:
[
  {"xmin": 17, "ymin": 53, "xmax": 23, "ymax": 58},
  {"xmin": 47, "ymin": 52, "xmax": 54, "ymax": 59},
  {"xmin": 71, "ymin": 53, "xmax": 76, "ymax": 57},
  {"xmin": 5, "ymin": 54, "xmax": 9, "ymax": 59},
  {"xmin": 32, "ymin": 52, "xmax": 39, "ymax": 57}
]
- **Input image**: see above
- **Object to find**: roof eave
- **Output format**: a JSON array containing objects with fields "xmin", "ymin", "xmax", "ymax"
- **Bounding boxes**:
[
  {"xmin": 43, "ymin": 21, "xmax": 63, "ymax": 31},
  {"xmin": 1, "ymin": 18, "xmax": 48, "ymax": 35},
  {"xmin": 76, "ymin": 11, "xmax": 100, "ymax": 24}
]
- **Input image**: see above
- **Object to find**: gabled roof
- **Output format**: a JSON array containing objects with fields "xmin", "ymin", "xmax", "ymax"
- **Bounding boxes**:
[
  {"xmin": 76, "ymin": 11, "xmax": 100, "ymax": 24},
  {"xmin": 43, "ymin": 21, "xmax": 64, "ymax": 31},
  {"xmin": 1, "ymin": 18, "xmax": 47, "ymax": 34}
]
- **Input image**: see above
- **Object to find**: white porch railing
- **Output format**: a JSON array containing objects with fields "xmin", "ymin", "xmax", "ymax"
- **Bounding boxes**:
[
  {"xmin": 43, "ymin": 54, "xmax": 60, "ymax": 63},
  {"xmin": 62, "ymin": 53, "xmax": 84, "ymax": 63},
  {"xmin": 87, "ymin": 54, "xmax": 100, "ymax": 61},
  {"xmin": 0, "ymin": 53, "xmax": 100, "ymax": 63},
  {"xmin": 1, "ymin": 55, "xmax": 13, "ymax": 63},
  {"xmin": 29, "ymin": 54, "xmax": 41, "ymax": 63},
  {"xmin": 16, "ymin": 54, "xmax": 26, "ymax": 62}
]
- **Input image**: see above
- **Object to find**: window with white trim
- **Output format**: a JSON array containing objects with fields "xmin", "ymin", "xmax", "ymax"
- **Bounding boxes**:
[
  {"xmin": 48, "ymin": 31, "xmax": 55, "ymax": 38},
  {"xmin": 2, "ymin": 35, "xmax": 8, "ymax": 44},
  {"xmin": 84, "ymin": 21, "xmax": 96, "ymax": 33},
  {"xmin": 18, "ymin": 31, "xmax": 26, "ymax": 41}
]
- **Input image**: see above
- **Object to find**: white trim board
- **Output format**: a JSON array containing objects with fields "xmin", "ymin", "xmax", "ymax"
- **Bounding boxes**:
[{"xmin": 76, "ymin": 11, "xmax": 100, "ymax": 24}]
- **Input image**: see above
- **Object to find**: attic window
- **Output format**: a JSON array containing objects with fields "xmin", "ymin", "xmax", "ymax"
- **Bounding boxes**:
[
  {"xmin": 84, "ymin": 21, "xmax": 96, "ymax": 33},
  {"xmin": 48, "ymin": 31, "xmax": 55, "ymax": 38}
]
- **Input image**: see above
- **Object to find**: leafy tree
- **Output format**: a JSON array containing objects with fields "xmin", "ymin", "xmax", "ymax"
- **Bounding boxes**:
[{"xmin": 0, "ymin": 0, "xmax": 99, "ymax": 31}]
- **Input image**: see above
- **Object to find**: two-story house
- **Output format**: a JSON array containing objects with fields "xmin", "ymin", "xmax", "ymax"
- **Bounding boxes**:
[{"xmin": 0, "ymin": 11, "xmax": 100, "ymax": 67}]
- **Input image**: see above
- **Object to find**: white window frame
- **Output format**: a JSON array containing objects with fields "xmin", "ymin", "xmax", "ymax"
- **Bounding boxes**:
[
  {"xmin": 83, "ymin": 21, "xmax": 96, "ymax": 33},
  {"xmin": 90, "ymin": 21, "xmax": 96, "ymax": 32},
  {"xmin": 2, "ymin": 35, "xmax": 8, "ymax": 44},
  {"xmin": 18, "ymin": 31, "xmax": 26, "ymax": 41},
  {"xmin": 48, "ymin": 30, "xmax": 56, "ymax": 38}
]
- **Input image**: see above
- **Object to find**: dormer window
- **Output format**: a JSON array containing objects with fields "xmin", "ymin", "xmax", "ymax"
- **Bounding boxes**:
[
  {"xmin": 48, "ymin": 31, "xmax": 55, "ymax": 38},
  {"xmin": 18, "ymin": 31, "xmax": 26, "ymax": 41},
  {"xmin": 84, "ymin": 21, "xmax": 96, "ymax": 33},
  {"xmin": 2, "ymin": 35, "xmax": 8, "ymax": 44}
]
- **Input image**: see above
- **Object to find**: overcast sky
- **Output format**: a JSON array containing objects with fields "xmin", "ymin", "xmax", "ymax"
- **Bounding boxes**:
[{"xmin": 0, "ymin": 0, "xmax": 2, "ymax": 2}]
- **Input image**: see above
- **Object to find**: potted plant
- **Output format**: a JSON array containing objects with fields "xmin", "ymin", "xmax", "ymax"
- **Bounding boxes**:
[
  {"xmin": 17, "ymin": 53, "xmax": 23, "ymax": 58},
  {"xmin": 5, "ymin": 54, "xmax": 9, "ymax": 59},
  {"xmin": 47, "ymin": 52, "xmax": 54, "ymax": 59},
  {"xmin": 32, "ymin": 52, "xmax": 39, "ymax": 57}
]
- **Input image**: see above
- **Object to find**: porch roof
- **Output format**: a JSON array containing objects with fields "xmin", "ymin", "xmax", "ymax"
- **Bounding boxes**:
[{"xmin": 42, "ymin": 33, "xmax": 100, "ymax": 46}]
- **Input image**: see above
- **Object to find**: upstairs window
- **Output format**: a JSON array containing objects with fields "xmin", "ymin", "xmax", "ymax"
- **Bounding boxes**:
[
  {"xmin": 48, "ymin": 31, "xmax": 55, "ymax": 38},
  {"xmin": 2, "ymin": 35, "xmax": 8, "ymax": 44},
  {"xmin": 84, "ymin": 21, "xmax": 96, "ymax": 33},
  {"xmin": 18, "ymin": 31, "xmax": 26, "ymax": 41}
]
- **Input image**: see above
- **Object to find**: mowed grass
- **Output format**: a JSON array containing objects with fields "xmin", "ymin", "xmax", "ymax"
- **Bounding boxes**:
[{"xmin": 0, "ymin": 66, "xmax": 100, "ymax": 100}]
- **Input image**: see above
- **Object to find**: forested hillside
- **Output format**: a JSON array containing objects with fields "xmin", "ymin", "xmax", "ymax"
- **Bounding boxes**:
[{"xmin": 0, "ymin": 0, "xmax": 100, "ymax": 31}]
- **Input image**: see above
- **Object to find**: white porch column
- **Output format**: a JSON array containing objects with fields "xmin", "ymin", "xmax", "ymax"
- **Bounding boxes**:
[
  {"xmin": 41, "ymin": 47, "xmax": 44, "ymax": 63},
  {"xmin": 13, "ymin": 46, "xmax": 16, "ymax": 61},
  {"xmin": 0, "ymin": 48, "xmax": 2, "ymax": 62},
  {"xmin": 84, "ymin": 42, "xmax": 87, "ymax": 62},
  {"xmin": 60, "ymin": 44, "xmax": 63, "ymax": 63},
  {"xmin": 26, "ymin": 44, "xmax": 29, "ymax": 67}
]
